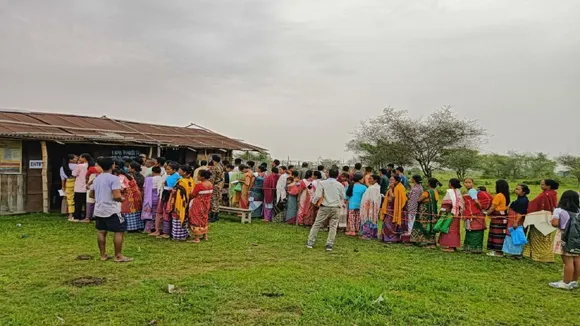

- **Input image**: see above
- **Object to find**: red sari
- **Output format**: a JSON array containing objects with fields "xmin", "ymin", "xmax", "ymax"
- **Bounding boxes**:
[
  {"xmin": 188, "ymin": 182, "xmax": 214, "ymax": 236},
  {"xmin": 523, "ymin": 190, "xmax": 558, "ymax": 262},
  {"xmin": 297, "ymin": 179, "xmax": 315, "ymax": 225}
]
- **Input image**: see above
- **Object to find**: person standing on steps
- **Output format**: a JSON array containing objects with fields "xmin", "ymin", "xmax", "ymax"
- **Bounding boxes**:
[
  {"xmin": 90, "ymin": 157, "xmax": 132, "ymax": 263},
  {"xmin": 306, "ymin": 169, "xmax": 345, "ymax": 252}
]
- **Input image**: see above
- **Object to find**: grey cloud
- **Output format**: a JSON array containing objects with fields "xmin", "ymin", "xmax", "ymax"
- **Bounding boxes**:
[{"xmin": 1, "ymin": 0, "xmax": 579, "ymax": 161}]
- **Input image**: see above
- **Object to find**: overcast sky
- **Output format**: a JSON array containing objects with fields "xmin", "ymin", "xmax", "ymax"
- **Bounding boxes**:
[{"xmin": 1, "ymin": 0, "xmax": 579, "ymax": 161}]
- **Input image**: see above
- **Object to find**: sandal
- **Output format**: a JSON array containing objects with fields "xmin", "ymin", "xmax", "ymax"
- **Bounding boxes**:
[
  {"xmin": 114, "ymin": 257, "xmax": 134, "ymax": 263},
  {"xmin": 100, "ymin": 255, "xmax": 113, "ymax": 261}
]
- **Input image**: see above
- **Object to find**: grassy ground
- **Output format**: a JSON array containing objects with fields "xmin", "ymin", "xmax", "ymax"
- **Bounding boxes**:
[{"xmin": 1, "ymin": 214, "xmax": 580, "ymax": 326}]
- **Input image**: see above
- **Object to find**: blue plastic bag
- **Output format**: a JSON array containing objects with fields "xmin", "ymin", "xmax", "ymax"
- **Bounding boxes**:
[{"xmin": 510, "ymin": 226, "xmax": 528, "ymax": 246}]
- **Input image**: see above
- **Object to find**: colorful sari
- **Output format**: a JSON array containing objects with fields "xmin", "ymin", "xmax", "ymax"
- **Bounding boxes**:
[
  {"xmin": 523, "ymin": 190, "xmax": 558, "ymax": 262},
  {"xmin": 120, "ymin": 176, "xmax": 144, "ymax": 231},
  {"xmin": 438, "ymin": 189, "xmax": 464, "ymax": 249},
  {"xmin": 250, "ymin": 174, "xmax": 264, "ymax": 218},
  {"xmin": 171, "ymin": 177, "xmax": 195, "ymax": 240},
  {"xmin": 379, "ymin": 183, "xmax": 407, "ymax": 243},
  {"xmin": 487, "ymin": 193, "xmax": 509, "ymax": 252},
  {"xmin": 360, "ymin": 183, "xmax": 382, "ymax": 239},
  {"xmin": 462, "ymin": 192, "xmax": 487, "ymax": 253},
  {"xmin": 404, "ymin": 183, "xmax": 423, "ymax": 242},
  {"xmin": 229, "ymin": 171, "xmax": 243, "ymax": 207},
  {"xmin": 285, "ymin": 181, "xmax": 301, "ymax": 224},
  {"xmin": 240, "ymin": 171, "xmax": 255, "ymax": 209},
  {"xmin": 297, "ymin": 179, "xmax": 314, "ymax": 225},
  {"xmin": 189, "ymin": 182, "xmax": 213, "ymax": 236},
  {"xmin": 411, "ymin": 189, "xmax": 439, "ymax": 246},
  {"xmin": 262, "ymin": 173, "xmax": 278, "ymax": 221},
  {"xmin": 141, "ymin": 176, "xmax": 160, "ymax": 232}
]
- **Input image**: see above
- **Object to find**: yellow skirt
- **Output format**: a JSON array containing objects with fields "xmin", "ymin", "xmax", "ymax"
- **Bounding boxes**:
[
  {"xmin": 523, "ymin": 226, "xmax": 554, "ymax": 263},
  {"xmin": 65, "ymin": 178, "xmax": 75, "ymax": 214}
]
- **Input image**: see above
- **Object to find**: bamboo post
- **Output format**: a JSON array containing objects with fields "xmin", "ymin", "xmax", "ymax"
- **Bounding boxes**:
[{"xmin": 41, "ymin": 141, "xmax": 49, "ymax": 213}]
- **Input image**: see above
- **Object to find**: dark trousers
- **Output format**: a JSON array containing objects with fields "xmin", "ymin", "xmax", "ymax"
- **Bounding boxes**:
[{"xmin": 73, "ymin": 192, "xmax": 87, "ymax": 220}]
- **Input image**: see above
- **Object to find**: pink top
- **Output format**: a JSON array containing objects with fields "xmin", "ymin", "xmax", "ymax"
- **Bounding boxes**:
[{"xmin": 72, "ymin": 163, "xmax": 88, "ymax": 193}]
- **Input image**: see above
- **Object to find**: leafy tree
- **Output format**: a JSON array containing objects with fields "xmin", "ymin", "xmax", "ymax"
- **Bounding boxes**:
[
  {"xmin": 557, "ymin": 155, "xmax": 580, "ymax": 184},
  {"xmin": 348, "ymin": 106, "xmax": 485, "ymax": 177},
  {"xmin": 479, "ymin": 152, "xmax": 556, "ymax": 180},
  {"xmin": 438, "ymin": 148, "xmax": 479, "ymax": 179},
  {"xmin": 235, "ymin": 151, "xmax": 272, "ymax": 163}
]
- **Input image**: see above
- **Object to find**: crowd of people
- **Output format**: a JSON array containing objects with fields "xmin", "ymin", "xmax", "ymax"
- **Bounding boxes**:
[{"xmin": 60, "ymin": 155, "xmax": 580, "ymax": 290}]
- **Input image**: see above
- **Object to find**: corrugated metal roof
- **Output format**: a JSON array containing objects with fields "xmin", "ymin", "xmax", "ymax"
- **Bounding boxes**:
[{"xmin": 0, "ymin": 110, "xmax": 264, "ymax": 151}]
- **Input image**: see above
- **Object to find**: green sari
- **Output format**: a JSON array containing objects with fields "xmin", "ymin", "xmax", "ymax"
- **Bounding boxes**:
[{"xmin": 411, "ymin": 189, "xmax": 438, "ymax": 246}]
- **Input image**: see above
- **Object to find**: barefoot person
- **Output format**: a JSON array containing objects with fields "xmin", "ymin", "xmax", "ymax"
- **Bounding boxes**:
[{"xmin": 89, "ymin": 157, "xmax": 132, "ymax": 263}]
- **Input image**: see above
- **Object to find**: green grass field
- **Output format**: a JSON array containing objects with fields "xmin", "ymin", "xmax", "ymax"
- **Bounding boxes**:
[{"xmin": 1, "ymin": 213, "xmax": 580, "ymax": 326}]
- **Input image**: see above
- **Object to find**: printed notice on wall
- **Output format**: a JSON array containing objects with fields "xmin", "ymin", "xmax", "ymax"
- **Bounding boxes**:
[{"xmin": 0, "ymin": 140, "xmax": 22, "ymax": 174}]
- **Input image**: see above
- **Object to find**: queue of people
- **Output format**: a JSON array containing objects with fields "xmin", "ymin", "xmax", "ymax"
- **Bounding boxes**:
[{"xmin": 62, "ymin": 155, "xmax": 580, "ymax": 290}]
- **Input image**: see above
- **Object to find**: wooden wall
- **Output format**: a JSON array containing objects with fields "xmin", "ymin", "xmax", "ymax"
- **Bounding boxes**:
[{"xmin": 0, "ymin": 174, "xmax": 26, "ymax": 214}]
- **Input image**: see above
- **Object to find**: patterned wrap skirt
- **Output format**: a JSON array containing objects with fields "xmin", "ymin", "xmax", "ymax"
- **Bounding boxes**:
[
  {"xmin": 124, "ymin": 212, "xmax": 144, "ymax": 231},
  {"xmin": 487, "ymin": 212, "xmax": 508, "ymax": 251}
]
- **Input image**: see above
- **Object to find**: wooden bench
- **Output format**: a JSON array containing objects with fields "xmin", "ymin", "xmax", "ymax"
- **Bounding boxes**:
[{"xmin": 219, "ymin": 206, "xmax": 252, "ymax": 224}]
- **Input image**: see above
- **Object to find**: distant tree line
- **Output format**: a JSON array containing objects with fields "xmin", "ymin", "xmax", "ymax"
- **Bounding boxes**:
[{"xmin": 347, "ymin": 106, "xmax": 580, "ymax": 183}]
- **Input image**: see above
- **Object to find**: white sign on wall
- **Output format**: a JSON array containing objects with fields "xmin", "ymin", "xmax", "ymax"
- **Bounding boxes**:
[{"xmin": 29, "ymin": 160, "xmax": 43, "ymax": 169}]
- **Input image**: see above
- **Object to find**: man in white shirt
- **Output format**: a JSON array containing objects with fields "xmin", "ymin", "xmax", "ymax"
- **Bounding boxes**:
[
  {"xmin": 276, "ymin": 166, "xmax": 289, "ymax": 203},
  {"xmin": 306, "ymin": 169, "xmax": 345, "ymax": 252}
]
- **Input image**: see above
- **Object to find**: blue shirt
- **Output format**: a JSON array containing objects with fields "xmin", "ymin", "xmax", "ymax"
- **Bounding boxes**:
[
  {"xmin": 165, "ymin": 173, "xmax": 182, "ymax": 189},
  {"xmin": 346, "ymin": 183, "xmax": 367, "ymax": 210},
  {"xmin": 400, "ymin": 175, "xmax": 409, "ymax": 188}
]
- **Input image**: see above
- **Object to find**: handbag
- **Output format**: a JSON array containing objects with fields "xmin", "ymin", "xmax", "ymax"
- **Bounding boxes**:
[
  {"xmin": 433, "ymin": 213, "xmax": 453, "ymax": 234},
  {"xmin": 510, "ymin": 226, "xmax": 528, "ymax": 246}
]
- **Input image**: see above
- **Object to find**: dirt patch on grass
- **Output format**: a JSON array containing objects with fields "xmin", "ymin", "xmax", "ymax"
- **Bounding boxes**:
[
  {"xmin": 70, "ymin": 276, "xmax": 105, "ymax": 287},
  {"xmin": 76, "ymin": 254, "xmax": 93, "ymax": 260}
]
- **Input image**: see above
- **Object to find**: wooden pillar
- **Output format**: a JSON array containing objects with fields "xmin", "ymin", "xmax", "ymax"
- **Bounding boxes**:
[
  {"xmin": 41, "ymin": 141, "xmax": 49, "ymax": 213},
  {"xmin": 148, "ymin": 146, "xmax": 153, "ymax": 158}
]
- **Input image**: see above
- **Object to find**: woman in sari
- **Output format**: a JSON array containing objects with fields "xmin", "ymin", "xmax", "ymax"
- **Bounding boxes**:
[
  {"xmin": 141, "ymin": 166, "xmax": 163, "ymax": 233},
  {"xmin": 523, "ymin": 179, "xmax": 559, "ymax": 262},
  {"xmin": 404, "ymin": 175, "xmax": 423, "ymax": 243},
  {"xmin": 229, "ymin": 165, "xmax": 244, "ymax": 207},
  {"xmin": 297, "ymin": 170, "xmax": 314, "ymax": 226},
  {"xmin": 462, "ymin": 178, "xmax": 487, "ymax": 253},
  {"xmin": 85, "ymin": 157, "xmax": 101, "ymax": 221},
  {"xmin": 150, "ymin": 162, "xmax": 181, "ymax": 238},
  {"xmin": 239, "ymin": 165, "xmax": 255, "ymax": 210},
  {"xmin": 438, "ymin": 178, "xmax": 464, "ymax": 252},
  {"xmin": 345, "ymin": 174, "xmax": 367, "ymax": 236},
  {"xmin": 117, "ymin": 169, "xmax": 144, "ymax": 232},
  {"xmin": 60, "ymin": 154, "xmax": 77, "ymax": 220},
  {"xmin": 338, "ymin": 172, "xmax": 350, "ymax": 229},
  {"xmin": 189, "ymin": 169, "xmax": 213, "ymax": 243},
  {"xmin": 286, "ymin": 172, "xmax": 301, "ymax": 224},
  {"xmin": 503, "ymin": 184, "xmax": 530, "ymax": 257},
  {"xmin": 411, "ymin": 178, "xmax": 440, "ymax": 247},
  {"xmin": 170, "ymin": 166, "xmax": 195, "ymax": 241},
  {"xmin": 262, "ymin": 167, "xmax": 279, "ymax": 222},
  {"xmin": 379, "ymin": 175, "xmax": 407, "ymax": 243},
  {"xmin": 250, "ymin": 166, "xmax": 265, "ymax": 218},
  {"xmin": 485, "ymin": 179, "xmax": 511, "ymax": 257},
  {"xmin": 360, "ymin": 175, "xmax": 382, "ymax": 239}
]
